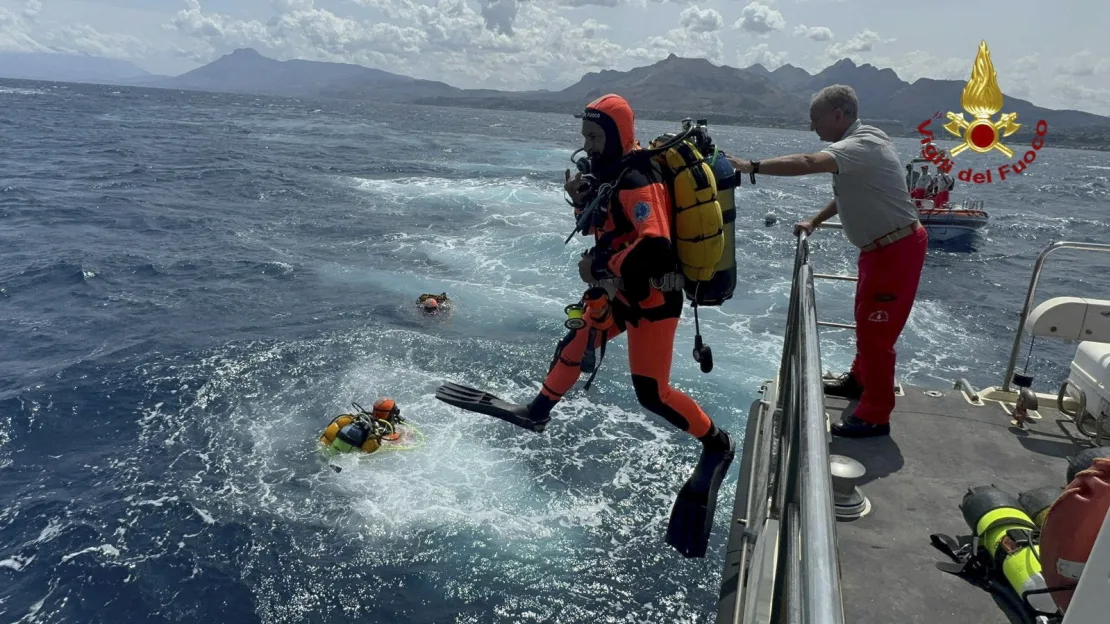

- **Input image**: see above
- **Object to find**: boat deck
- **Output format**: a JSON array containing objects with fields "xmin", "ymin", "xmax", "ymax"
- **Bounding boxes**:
[{"xmin": 826, "ymin": 383, "xmax": 1088, "ymax": 624}]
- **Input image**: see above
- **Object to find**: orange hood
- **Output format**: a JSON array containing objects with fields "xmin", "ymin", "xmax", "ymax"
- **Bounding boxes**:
[{"xmin": 583, "ymin": 94, "xmax": 637, "ymax": 160}]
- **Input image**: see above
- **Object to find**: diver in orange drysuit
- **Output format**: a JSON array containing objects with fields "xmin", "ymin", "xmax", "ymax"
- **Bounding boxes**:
[{"xmin": 436, "ymin": 94, "xmax": 735, "ymax": 559}]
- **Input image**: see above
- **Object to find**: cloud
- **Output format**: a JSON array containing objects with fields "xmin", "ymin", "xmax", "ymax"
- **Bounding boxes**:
[
  {"xmin": 23, "ymin": 0, "xmax": 41, "ymax": 21},
  {"xmin": 793, "ymin": 24, "xmax": 832, "ymax": 42},
  {"xmin": 824, "ymin": 29, "xmax": 890, "ymax": 58},
  {"xmin": 579, "ymin": 19, "xmax": 611, "ymax": 38},
  {"xmin": 0, "ymin": 0, "xmax": 147, "ymax": 58},
  {"xmin": 170, "ymin": 0, "xmax": 270, "ymax": 56},
  {"xmin": 6, "ymin": 0, "xmax": 1104, "ymax": 117},
  {"xmin": 1013, "ymin": 54, "xmax": 1040, "ymax": 72},
  {"xmin": 0, "ymin": 6, "xmax": 47, "ymax": 53},
  {"xmin": 679, "ymin": 6, "xmax": 724, "ymax": 34},
  {"xmin": 1047, "ymin": 80, "xmax": 1110, "ymax": 114},
  {"xmin": 555, "ymin": 0, "xmax": 621, "ymax": 6},
  {"xmin": 45, "ymin": 24, "xmax": 151, "ymax": 60},
  {"xmin": 550, "ymin": 0, "xmax": 695, "ymax": 6},
  {"xmin": 165, "ymin": 0, "xmax": 725, "ymax": 90},
  {"xmin": 643, "ymin": 24, "xmax": 726, "ymax": 65},
  {"xmin": 733, "ymin": 2, "xmax": 785, "ymax": 36},
  {"xmin": 477, "ymin": 0, "xmax": 521, "ymax": 35},
  {"xmin": 870, "ymin": 50, "xmax": 970, "ymax": 83},
  {"xmin": 272, "ymin": 0, "xmax": 314, "ymax": 10},
  {"xmin": 1056, "ymin": 51, "xmax": 1110, "ymax": 77},
  {"xmin": 739, "ymin": 44, "xmax": 787, "ymax": 70}
]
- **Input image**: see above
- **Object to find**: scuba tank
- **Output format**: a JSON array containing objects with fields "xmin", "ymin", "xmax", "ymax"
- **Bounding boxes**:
[
  {"xmin": 1066, "ymin": 446, "xmax": 1110, "ymax": 483},
  {"xmin": 321, "ymin": 413, "xmax": 367, "ymax": 452},
  {"xmin": 1018, "ymin": 485, "xmax": 1063, "ymax": 529},
  {"xmin": 959, "ymin": 485, "xmax": 1058, "ymax": 617},
  {"xmin": 646, "ymin": 119, "xmax": 744, "ymax": 373},
  {"xmin": 680, "ymin": 119, "xmax": 737, "ymax": 308},
  {"xmin": 334, "ymin": 423, "xmax": 369, "ymax": 453},
  {"xmin": 704, "ymin": 143, "xmax": 738, "ymax": 307}
]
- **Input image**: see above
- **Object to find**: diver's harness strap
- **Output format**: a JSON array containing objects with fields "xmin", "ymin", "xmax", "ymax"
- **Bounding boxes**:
[
  {"xmin": 589, "ymin": 273, "xmax": 684, "ymax": 295},
  {"xmin": 583, "ymin": 328, "xmax": 606, "ymax": 392},
  {"xmin": 650, "ymin": 273, "xmax": 685, "ymax": 292}
]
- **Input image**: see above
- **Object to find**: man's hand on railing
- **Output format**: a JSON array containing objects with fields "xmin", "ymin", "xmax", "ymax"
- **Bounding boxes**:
[{"xmin": 794, "ymin": 219, "xmax": 816, "ymax": 236}]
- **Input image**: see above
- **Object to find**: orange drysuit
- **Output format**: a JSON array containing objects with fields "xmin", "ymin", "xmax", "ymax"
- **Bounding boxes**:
[{"xmin": 538, "ymin": 94, "xmax": 725, "ymax": 444}]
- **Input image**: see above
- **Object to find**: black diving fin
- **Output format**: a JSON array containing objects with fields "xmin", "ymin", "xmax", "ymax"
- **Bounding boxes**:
[
  {"xmin": 666, "ymin": 433, "xmax": 737, "ymax": 558},
  {"xmin": 435, "ymin": 382, "xmax": 550, "ymax": 433}
]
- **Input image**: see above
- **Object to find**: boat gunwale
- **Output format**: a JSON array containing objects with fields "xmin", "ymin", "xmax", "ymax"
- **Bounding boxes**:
[{"xmin": 715, "ymin": 235, "xmax": 1110, "ymax": 624}]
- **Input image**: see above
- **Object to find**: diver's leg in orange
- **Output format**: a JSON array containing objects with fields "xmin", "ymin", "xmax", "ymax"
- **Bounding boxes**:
[
  {"xmin": 627, "ymin": 317, "xmax": 735, "ymax": 558},
  {"xmin": 625, "ymin": 317, "xmax": 729, "ymax": 449},
  {"xmin": 539, "ymin": 321, "xmax": 624, "ymax": 402}
]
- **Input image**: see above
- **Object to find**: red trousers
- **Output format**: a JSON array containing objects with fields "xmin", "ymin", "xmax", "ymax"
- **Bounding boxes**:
[
  {"xmin": 850, "ymin": 225, "xmax": 928, "ymax": 424},
  {"xmin": 909, "ymin": 188, "xmax": 926, "ymax": 200},
  {"xmin": 932, "ymin": 190, "xmax": 950, "ymax": 208}
]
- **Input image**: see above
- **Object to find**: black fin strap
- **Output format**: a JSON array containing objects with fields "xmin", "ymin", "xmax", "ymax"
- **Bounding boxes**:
[{"xmin": 583, "ymin": 339, "xmax": 607, "ymax": 392}]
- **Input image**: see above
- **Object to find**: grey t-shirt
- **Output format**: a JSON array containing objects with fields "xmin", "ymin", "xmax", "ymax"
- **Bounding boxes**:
[{"xmin": 821, "ymin": 119, "xmax": 920, "ymax": 249}]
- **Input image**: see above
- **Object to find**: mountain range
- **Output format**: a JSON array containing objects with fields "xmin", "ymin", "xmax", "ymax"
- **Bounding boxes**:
[
  {"xmin": 5, "ymin": 48, "xmax": 1110, "ymax": 150},
  {"xmin": 0, "ymin": 51, "xmax": 157, "ymax": 85}
]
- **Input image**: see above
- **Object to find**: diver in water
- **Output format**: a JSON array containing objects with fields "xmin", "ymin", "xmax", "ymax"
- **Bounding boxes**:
[
  {"xmin": 417, "ymin": 292, "xmax": 449, "ymax": 315},
  {"xmin": 320, "ymin": 398, "xmax": 405, "ymax": 453},
  {"xmin": 435, "ymin": 94, "xmax": 735, "ymax": 559}
]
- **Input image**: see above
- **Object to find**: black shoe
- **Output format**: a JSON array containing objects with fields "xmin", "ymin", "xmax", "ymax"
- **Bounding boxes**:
[
  {"xmin": 831, "ymin": 414, "xmax": 890, "ymax": 438},
  {"xmin": 824, "ymin": 371, "xmax": 863, "ymax": 399}
]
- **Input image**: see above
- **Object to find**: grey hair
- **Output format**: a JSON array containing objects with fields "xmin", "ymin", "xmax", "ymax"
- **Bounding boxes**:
[{"xmin": 811, "ymin": 84, "xmax": 859, "ymax": 120}]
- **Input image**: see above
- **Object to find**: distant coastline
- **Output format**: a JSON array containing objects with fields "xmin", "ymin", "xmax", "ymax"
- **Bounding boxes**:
[
  {"xmin": 4, "ymin": 48, "xmax": 1109, "ymax": 153},
  {"xmin": 406, "ymin": 96, "xmax": 1110, "ymax": 153}
]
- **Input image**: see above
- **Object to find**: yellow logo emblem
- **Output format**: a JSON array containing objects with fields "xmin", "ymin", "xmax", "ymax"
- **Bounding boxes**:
[{"xmin": 943, "ymin": 41, "xmax": 1022, "ymax": 158}]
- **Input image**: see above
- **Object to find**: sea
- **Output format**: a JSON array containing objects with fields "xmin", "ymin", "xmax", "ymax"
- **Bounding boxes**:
[{"xmin": 1, "ymin": 79, "xmax": 1109, "ymax": 624}]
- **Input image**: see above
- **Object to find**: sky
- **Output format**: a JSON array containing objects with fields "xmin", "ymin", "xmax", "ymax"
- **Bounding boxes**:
[{"xmin": 2, "ymin": 0, "xmax": 1110, "ymax": 115}]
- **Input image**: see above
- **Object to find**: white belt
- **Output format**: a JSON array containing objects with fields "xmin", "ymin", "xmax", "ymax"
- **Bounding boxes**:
[{"xmin": 860, "ymin": 221, "xmax": 922, "ymax": 252}]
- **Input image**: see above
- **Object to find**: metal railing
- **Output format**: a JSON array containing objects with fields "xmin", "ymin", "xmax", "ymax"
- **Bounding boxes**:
[
  {"xmin": 795, "ymin": 239, "xmax": 845, "ymax": 623},
  {"xmin": 717, "ymin": 222, "xmax": 851, "ymax": 624},
  {"xmin": 1000, "ymin": 241, "xmax": 1110, "ymax": 392},
  {"xmin": 766, "ymin": 226, "xmax": 847, "ymax": 623},
  {"xmin": 960, "ymin": 198, "xmax": 985, "ymax": 212}
]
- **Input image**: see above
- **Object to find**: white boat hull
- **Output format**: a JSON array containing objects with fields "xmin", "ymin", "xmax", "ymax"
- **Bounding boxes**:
[
  {"xmin": 921, "ymin": 223, "xmax": 984, "ymax": 242},
  {"xmin": 916, "ymin": 202, "xmax": 989, "ymax": 243}
]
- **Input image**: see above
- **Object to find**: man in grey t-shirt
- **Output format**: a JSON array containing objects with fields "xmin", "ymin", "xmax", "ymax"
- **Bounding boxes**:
[{"xmin": 727, "ymin": 84, "xmax": 928, "ymax": 438}]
